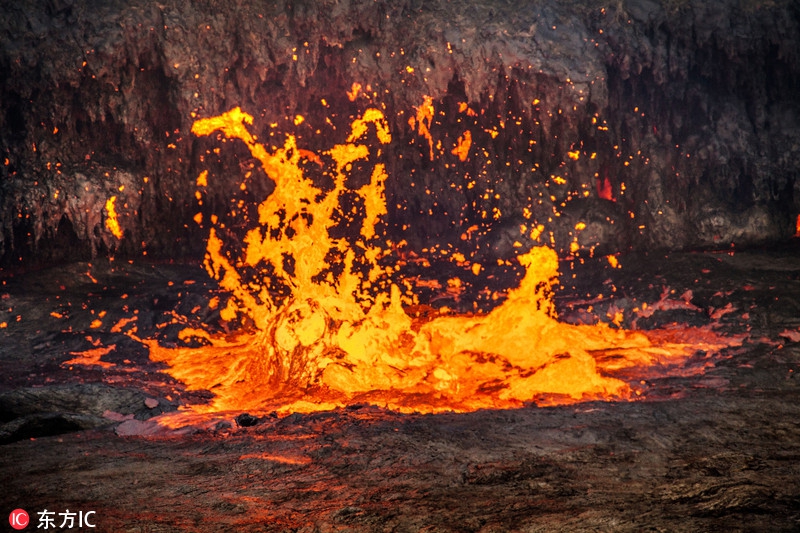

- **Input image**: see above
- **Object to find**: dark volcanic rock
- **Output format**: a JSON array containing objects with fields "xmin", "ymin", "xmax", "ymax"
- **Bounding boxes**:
[
  {"xmin": 1, "ymin": 0, "xmax": 799, "ymax": 265},
  {"xmin": 0, "ymin": 383, "xmax": 166, "ymax": 443},
  {"xmin": 0, "ymin": 383, "xmax": 150, "ymax": 422}
]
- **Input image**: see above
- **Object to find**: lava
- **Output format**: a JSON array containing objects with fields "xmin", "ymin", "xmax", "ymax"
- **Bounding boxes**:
[
  {"xmin": 104, "ymin": 196, "xmax": 123, "ymax": 240},
  {"xmin": 116, "ymin": 100, "xmax": 740, "ymax": 418}
]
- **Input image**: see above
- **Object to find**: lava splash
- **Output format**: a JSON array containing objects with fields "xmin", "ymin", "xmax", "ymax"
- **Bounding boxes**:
[{"xmin": 130, "ymin": 104, "xmax": 736, "ymax": 416}]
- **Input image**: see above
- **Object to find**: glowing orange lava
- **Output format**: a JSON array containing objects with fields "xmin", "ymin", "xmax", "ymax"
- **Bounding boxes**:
[
  {"xmin": 104, "ymin": 196, "xmax": 123, "ymax": 239},
  {"xmin": 131, "ymin": 102, "xmax": 739, "ymax": 417}
]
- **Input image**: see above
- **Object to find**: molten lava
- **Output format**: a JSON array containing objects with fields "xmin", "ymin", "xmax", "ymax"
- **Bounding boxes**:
[
  {"xmin": 104, "ymin": 196, "xmax": 123, "ymax": 240},
  {"xmin": 127, "ymin": 102, "xmax": 738, "ymax": 417}
]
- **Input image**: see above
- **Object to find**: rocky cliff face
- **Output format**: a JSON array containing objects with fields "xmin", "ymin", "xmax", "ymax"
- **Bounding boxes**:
[{"xmin": 1, "ymin": 0, "xmax": 798, "ymax": 266}]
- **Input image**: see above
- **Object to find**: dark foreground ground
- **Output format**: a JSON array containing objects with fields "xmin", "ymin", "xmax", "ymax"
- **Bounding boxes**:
[{"xmin": 1, "ymin": 245, "xmax": 799, "ymax": 532}]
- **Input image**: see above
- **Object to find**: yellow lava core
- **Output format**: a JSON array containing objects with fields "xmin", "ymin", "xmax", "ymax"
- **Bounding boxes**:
[
  {"xmin": 141, "ymin": 104, "xmax": 736, "ymax": 417},
  {"xmin": 104, "ymin": 196, "xmax": 123, "ymax": 239}
]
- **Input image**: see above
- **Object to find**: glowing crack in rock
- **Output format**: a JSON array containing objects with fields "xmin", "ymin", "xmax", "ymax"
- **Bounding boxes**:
[{"xmin": 138, "ymin": 103, "xmax": 737, "ymax": 416}]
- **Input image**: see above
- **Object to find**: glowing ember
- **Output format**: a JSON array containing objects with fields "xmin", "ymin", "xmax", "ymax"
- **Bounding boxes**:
[{"xmin": 129, "ymin": 102, "xmax": 738, "ymax": 416}]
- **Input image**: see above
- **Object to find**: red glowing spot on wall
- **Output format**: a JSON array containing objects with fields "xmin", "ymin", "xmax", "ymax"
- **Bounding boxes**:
[{"xmin": 597, "ymin": 176, "xmax": 614, "ymax": 202}]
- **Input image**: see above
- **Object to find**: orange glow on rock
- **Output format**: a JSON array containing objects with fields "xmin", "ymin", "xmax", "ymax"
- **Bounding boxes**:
[
  {"xmin": 452, "ymin": 130, "xmax": 472, "ymax": 162},
  {"xmin": 597, "ymin": 176, "xmax": 614, "ymax": 202},
  {"xmin": 346, "ymin": 82, "xmax": 362, "ymax": 102},
  {"xmin": 409, "ymin": 95, "xmax": 435, "ymax": 160},
  {"xmin": 63, "ymin": 345, "xmax": 116, "ymax": 369},
  {"xmin": 131, "ymin": 103, "xmax": 740, "ymax": 418}
]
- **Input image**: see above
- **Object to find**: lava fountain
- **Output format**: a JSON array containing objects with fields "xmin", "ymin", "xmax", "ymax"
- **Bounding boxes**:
[{"xmin": 127, "ymin": 100, "xmax": 737, "ymax": 418}]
